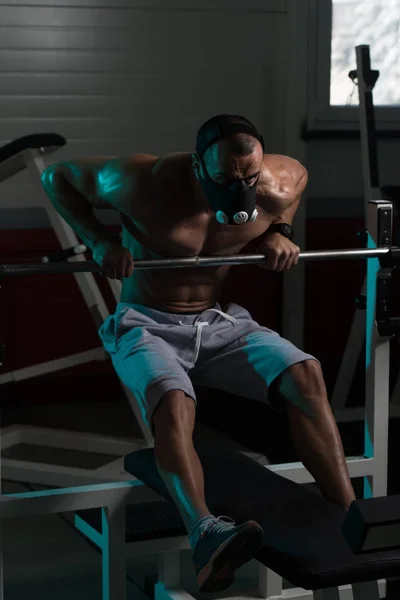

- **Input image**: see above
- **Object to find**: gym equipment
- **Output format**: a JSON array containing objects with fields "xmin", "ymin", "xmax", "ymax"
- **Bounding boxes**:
[
  {"xmin": 120, "ymin": 443, "xmax": 400, "ymax": 598},
  {"xmin": 1, "ymin": 447, "xmax": 399, "ymax": 600},
  {"xmin": 0, "ymin": 133, "xmax": 66, "ymax": 182},
  {"xmin": 0, "ymin": 195, "xmax": 397, "ymax": 600},
  {"xmin": 0, "ymin": 245, "xmax": 398, "ymax": 277},
  {"xmin": 0, "ymin": 198, "xmax": 396, "ymax": 489},
  {"xmin": 41, "ymin": 243, "xmax": 87, "ymax": 263},
  {"xmin": 330, "ymin": 45, "xmax": 400, "ymax": 422},
  {"xmin": 0, "ymin": 133, "xmax": 151, "ymax": 490},
  {"xmin": 342, "ymin": 495, "xmax": 400, "ymax": 554}
]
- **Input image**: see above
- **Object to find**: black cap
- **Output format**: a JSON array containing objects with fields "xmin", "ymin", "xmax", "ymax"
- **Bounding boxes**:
[{"xmin": 196, "ymin": 114, "xmax": 265, "ymax": 157}]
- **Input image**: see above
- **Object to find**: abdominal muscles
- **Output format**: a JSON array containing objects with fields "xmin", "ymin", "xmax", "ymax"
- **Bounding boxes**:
[{"xmin": 119, "ymin": 230, "xmax": 231, "ymax": 313}]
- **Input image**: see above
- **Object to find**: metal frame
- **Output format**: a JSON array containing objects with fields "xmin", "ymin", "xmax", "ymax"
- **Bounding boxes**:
[
  {"xmin": 0, "ymin": 425, "xmax": 143, "ymax": 487},
  {"xmin": 0, "ymin": 201, "xmax": 392, "ymax": 597},
  {"xmin": 330, "ymin": 44, "xmax": 380, "ymax": 417},
  {"xmin": 330, "ymin": 45, "xmax": 400, "ymax": 422},
  {"xmin": 154, "ymin": 560, "xmax": 383, "ymax": 600},
  {"xmin": 0, "ymin": 459, "xmax": 387, "ymax": 600}
]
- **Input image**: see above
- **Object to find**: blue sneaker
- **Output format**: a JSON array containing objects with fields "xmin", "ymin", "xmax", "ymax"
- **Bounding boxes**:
[{"xmin": 193, "ymin": 516, "xmax": 264, "ymax": 593}]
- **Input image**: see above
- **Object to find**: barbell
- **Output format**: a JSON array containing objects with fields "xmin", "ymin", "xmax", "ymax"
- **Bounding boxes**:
[{"xmin": 0, "ymin": 246, "xmax": 399, "ymax": 277}]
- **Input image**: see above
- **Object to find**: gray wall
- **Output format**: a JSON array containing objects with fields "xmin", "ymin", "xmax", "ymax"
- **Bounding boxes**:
[
  {"xmin": 1, "ymin": 0, "xmax": 390, "ymax": 228},
  {"xmin": 306, "ymin": 139, "xmax": 400, "ymax": 218},
  {"xmin": 0, "ymin": 0, "xmax": 289, "ymax": 229}
]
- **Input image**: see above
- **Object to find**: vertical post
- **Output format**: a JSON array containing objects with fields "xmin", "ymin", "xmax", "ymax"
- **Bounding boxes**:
[
  {"xmin": 157, "ymin": 552, "xmax": 181, "ymax": 589},
  {"xmin": 364, "ymin": 200, "xmax": 391, "ymax": 499},
  {"xmin": 331, "ymin": 45, "xmax": 381, "ymax": 414},
  {"xmin": 281, "ymin": 0, "xmax": 309, "ymax": 348},
  {"xmin": 355, "ymin": 46, "xmax": 381, "ymax": 204},
  {"xmin": 257, "ymin": 565, "xmax": 283, "ymax": 599},
  {"xmin": 352, "ymin": 581, "xmax": 380, "ymax": 600},
  {"xmin": 101, "ymin": 503, "xmax": 127, "ymax": 600},
  {"xmin": 154, "ymin": 551, "xmax": 182, "ymax": 600}
]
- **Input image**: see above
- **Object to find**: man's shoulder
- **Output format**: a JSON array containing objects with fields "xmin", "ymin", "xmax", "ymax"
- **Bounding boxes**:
[
  {"xmin": 152, "ymin": 152, "xmax": 193, "ymax": 180},
  {"xmin": 126, "ymin": 152, "xmax": 192, "ymax": 183},
  {"xmin": 263, "ymin": 153, "xmax": 306, "ymax": 175},
  {"xmin": 123, "ymin": 153, "xmax": 159, "ymax": 176},
  {"xmin": 118, "ymin": 152, "xmax": 193, "ymax": 215},
  {"xmin": 262, "ymin": 153, "xmax": 307, "ymax": 195}
]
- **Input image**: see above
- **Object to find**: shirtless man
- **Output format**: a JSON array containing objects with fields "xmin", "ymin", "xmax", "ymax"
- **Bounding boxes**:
[{"xmin": 41, "ymin": 114, "xmax": 356, "ymax": 593}]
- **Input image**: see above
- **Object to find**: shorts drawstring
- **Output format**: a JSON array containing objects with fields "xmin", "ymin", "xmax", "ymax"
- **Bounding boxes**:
[{"xmin": 179, "ymin": 308, "xmax": 239, "ymax": 367}]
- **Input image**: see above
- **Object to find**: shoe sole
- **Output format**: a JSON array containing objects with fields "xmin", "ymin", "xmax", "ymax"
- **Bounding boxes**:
[{"xmin": 197, "ymin": 521, "xmax": 264, "ymax": 593}]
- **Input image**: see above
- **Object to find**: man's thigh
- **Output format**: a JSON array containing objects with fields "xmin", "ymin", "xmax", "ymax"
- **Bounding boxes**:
[{"xmin": 191, "ymin": 326, "xmax": 318, "ymax": 410}]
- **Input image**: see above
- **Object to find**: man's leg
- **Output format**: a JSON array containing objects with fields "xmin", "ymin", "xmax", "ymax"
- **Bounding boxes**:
[
  {"xmin": 152, "ymin": 389, "xmax": 264, "ymax": 592},
  {"xmin": 152, "ymin": 389, "xmax": 211, "ymax": 531},
  {"xmin": 279, "ymin": 360, "xmax": 356, "ymax": 509},
  {"xmin": 188, "ymin": 305, "xmax": 355, "ymax": 510}
]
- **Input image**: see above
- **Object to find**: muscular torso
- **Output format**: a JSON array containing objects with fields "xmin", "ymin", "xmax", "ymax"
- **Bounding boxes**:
[{"xmin": 115, "ymin": 152, "xmax": 302, "ymax": 313}]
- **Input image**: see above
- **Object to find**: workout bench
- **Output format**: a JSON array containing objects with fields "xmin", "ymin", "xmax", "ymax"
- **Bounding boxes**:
[{"xmin": 74, "ymin": 442, "xmax": 400, "ymax": 600}]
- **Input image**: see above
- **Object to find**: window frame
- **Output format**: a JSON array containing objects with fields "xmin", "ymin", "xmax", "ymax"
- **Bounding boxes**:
[{"xmin": 307, "ymin": 0, "xmax": 400, "ymax": 131}]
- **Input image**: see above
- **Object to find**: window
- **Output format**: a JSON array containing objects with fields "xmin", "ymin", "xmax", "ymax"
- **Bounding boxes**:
[
  {"xmin": 331, "ymin": 0, "xmax": 400, "ymax": 106},
  {"xmin": 308, "ymin": 0, "xmax": 400, "ymax": 129}
]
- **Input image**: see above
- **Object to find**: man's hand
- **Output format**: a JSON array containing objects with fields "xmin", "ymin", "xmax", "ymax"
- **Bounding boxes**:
[
  {"xmin": 258, "ymin": 233, "xmax": 300, "ymax": 272},
  {"xmin": 93, "ymin": 241, "xmax": 134, "ymax": 280}
]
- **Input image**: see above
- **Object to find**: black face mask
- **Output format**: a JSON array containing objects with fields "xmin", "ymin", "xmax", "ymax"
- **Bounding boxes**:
[
  {"xmin": 195, "ymin": 115, "xmax": 265, "ymax": 225},
  {"xmin": 199, "ymin": 159, "xmax": 259, "ymax": 225}
]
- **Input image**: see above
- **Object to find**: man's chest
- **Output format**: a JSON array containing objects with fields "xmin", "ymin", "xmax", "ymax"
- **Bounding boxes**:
[{"xmin": 121, "ymin": 209, "xmax": 272, "ymax": 259}]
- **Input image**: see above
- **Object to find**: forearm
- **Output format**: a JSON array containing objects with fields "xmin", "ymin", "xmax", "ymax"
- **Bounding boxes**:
[
  {"xmin": 41, "ymin": 169, "xmax": 115, "ymax": 251},
  {"xmin": 271, "ymin": 196, "xmax": 301, "ymax": 226},
  {"xmin": 255, "ymin": 198, "xmax": 302, "ymax": 271}
]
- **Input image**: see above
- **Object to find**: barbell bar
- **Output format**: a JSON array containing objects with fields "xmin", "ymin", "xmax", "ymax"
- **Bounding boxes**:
[{"xmin": 0, "ymin": 247, "xmax": 399, "ymax": 277}]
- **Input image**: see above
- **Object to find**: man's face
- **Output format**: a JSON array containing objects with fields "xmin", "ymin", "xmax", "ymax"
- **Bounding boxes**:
[{"xmin": 195, "ymin": 139, "xmax": 263, "ymax": 189}]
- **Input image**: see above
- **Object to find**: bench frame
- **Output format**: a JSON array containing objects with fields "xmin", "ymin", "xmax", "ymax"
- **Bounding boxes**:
[{"xmin": 0, "ymin": 480, "xmax": 385, "ymax": 600}]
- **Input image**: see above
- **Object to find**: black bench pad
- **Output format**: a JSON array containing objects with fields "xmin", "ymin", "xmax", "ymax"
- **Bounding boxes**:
[{"xmin": 123, "ymin": 443, "xmax": 400, "ymax": 590}]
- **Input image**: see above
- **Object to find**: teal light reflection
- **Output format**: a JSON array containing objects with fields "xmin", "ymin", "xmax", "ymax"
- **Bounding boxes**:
[
  {"xmin": 97, "ymin": 161, "xmax": 128, "ymax": 199},
  {"xmin": 364, "ymin": 232, "xmax": 380, "ymax": 498}
]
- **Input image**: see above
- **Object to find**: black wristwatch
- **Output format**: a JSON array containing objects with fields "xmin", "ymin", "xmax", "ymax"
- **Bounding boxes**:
[{"xmin": 267, "ymin": 223, "xmax": 294, "ymax": 241}]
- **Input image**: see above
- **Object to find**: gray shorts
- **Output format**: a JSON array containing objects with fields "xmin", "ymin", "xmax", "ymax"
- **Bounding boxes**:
[{"xmin": 98, "ymin": 302, "xmax": 318, "ymax": 432}]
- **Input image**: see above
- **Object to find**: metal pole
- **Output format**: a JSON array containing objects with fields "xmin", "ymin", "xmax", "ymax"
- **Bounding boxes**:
[
  {"xmin": 0, "ymin": 247, "xmax": 393, "ymax": 277},
  {"xmin": 331, "ymin": 45, "xmax": 382, "ymax": 416},
  {"xmin": 355, "ymin": 45, "xmax": 381, "ymax": 203}
]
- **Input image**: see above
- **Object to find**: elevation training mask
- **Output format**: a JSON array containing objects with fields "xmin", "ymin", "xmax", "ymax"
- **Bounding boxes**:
[{"xmin": 195, "ymin": 115, "xmax": 265, "ymax": 225}]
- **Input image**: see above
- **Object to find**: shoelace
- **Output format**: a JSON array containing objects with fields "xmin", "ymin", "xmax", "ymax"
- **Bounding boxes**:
[
  {"xmin": 201, "ymin": 515, "xmax": 235, "ymax": 537},
  {"xmin": 179, "ymin": 309, "xmax": 238, "ymax": 367}
]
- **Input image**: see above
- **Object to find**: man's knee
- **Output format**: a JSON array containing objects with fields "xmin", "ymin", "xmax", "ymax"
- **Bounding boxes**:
[
  {"xmin": 279, "ymin": 360, "xmax": 328, "ymax": 416},
  {"xmin": 152, "ymin": 389, "xmax": 196, "ymax": 434}
]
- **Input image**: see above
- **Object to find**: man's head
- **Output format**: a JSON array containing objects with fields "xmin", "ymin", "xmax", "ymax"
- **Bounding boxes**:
[{"xmin": 192, "ymin": 114, "xmax": 265, "ymax": 225}]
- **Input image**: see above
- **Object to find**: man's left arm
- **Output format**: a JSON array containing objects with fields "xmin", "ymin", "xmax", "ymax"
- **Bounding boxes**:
[
  {"xmin": 256, "ymin": 162, "xmax": 308, "ymax": 272},
  {"xmin": 270, "ymin": 193, "xmax": 302, "ymax": 227}
]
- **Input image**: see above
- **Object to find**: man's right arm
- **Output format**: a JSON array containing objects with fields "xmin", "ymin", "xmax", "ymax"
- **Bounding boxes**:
[{"xmin": 41, "ymin": 157, "xmax": 131, "ymax": 251}]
